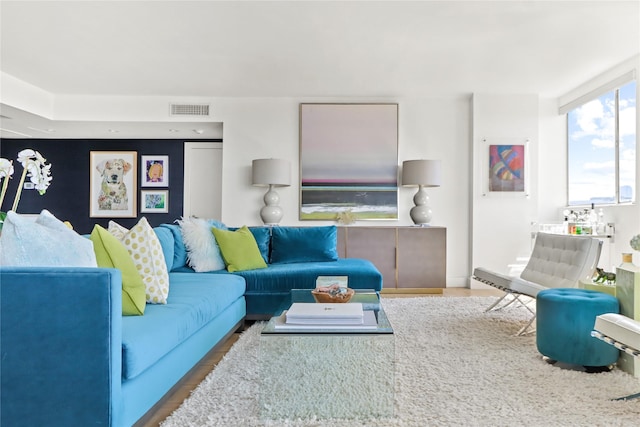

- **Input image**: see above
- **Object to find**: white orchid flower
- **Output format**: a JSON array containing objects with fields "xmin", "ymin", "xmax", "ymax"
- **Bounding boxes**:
[
  {"xmin": 0, "ymin": 158, "xmax": 14, "ymax": 179},
  {"xmin": 32, "ymin": 163, "xmax": 53, "ymax": 195},
  {"xmin": 34, "ymin": 150, "xmax": 46, "ymax": 164},
  {"xmin": 17, "ymin": 149, "xmax": 37, "ymax": 167},
  {"xmin": 5, "ymin": 148, "xmax": 53, "ymax": 212}
]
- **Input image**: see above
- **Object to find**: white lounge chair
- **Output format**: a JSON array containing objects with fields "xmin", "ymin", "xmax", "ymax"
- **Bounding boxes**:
[
  {"xmin": 473, "ymin": 232, "xmax": 602, "ymax": 335},
  {"xmin": 592, "ymin": 313, "xmax": 640, "ymax": 400}
]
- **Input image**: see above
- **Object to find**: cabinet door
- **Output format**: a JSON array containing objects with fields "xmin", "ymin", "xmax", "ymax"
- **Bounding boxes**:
[
  {"xmin": 336, "ymin": 227, "xmax": 347, "ymax": 258},
  {"xmin": 345, "ymin": 227, "xmax": 397, "ymax": 289},
  {"xmin": 397, "ymin": 227, "xmax": 446, "ymax": 288}
]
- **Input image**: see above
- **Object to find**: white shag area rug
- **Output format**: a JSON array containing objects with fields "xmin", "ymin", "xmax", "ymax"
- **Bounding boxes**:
[{"xmin": 161, "ymin": 297, "xmax": 640, "ymax": 427}]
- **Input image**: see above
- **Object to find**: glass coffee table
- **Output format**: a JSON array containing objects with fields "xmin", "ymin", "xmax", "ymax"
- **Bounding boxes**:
[{"xmin": 259, "ymin": 289, "xmax": 395, "ymax": 420}]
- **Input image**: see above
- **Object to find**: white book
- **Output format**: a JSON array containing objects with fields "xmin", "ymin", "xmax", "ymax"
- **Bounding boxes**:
[
  {"xmin": 274, "ymin": 310, "xmax": 377, "ymax": 331},
  {"xmin": 286, "ymin": 303, "xmax": 364, "ymax": 325}
]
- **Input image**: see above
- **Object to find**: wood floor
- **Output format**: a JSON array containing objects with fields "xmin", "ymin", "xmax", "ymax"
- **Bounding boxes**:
[{"xmin": 136, "ymin": 288, "xmax": 501, "ymax": 427}]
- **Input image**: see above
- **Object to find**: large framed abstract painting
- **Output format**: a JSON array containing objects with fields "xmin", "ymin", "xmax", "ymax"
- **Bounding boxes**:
[
  {"xmin": 484, "ymin": 138, "xmax": 529, "ymax": 195},
  {"xmin": 299, "ymin": 103, "xmax": 399, "ymax": 220}
]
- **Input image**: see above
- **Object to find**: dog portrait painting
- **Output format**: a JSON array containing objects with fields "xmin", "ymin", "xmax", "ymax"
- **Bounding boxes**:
[
  {"xmin": 90, "ymin": 151, "xmax": 137, "ymax": 217},
  {"xmin": 97, "ymin": 158, "xmax": 131, "ymax": 210}
]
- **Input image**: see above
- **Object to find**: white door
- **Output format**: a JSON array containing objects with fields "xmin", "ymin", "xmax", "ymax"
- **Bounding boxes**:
[{"xmin": 183, "ymin": 142, "xmax": 223, "ymax": 219}]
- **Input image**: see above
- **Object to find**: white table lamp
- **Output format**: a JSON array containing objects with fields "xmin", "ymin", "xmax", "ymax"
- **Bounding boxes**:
[
  {"xmin": 252, "ymin": 158, "xmax": 291, "ymax": 225},
  {"xmin": 402, "ymin": 159, "xmax": 441, "ymax": 226}
]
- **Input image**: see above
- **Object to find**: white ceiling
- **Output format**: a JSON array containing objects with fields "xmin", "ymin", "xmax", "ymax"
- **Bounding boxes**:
[{"xmin": 1, "ymin": 0, "xmax": 639, "ymax": 138}]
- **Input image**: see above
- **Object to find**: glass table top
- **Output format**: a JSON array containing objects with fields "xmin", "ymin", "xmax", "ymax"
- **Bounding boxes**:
[{"xmin": 261, "ymin": 289, "xmax": 394, "ymax": 335}]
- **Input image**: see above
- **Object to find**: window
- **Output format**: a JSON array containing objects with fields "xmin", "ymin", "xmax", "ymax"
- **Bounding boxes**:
[{"xmin": 567, "ymin": 80, "xmax": 636, "ymax": 206}]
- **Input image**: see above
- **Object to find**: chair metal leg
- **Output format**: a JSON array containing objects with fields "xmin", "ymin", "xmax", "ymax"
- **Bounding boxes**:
[
  {"xmin": 516, "ymin": 313, "xmax": 536, "ymax": 336},
  {"xmin": 484, "ymin": 292, "xmax": 511, "ymax": 312},
  {"xmin": 484, "ymin": 291, "xmax": 537, "ymax": 336},
  {"xmin": 513, "ymin": 294, "xmax": 536, "ymax": 314},
  {"xmin": 613, "ymin": 391, "xmax": 640, "ymax": 401},
  {"xmin": 591, "ymin": 329, "xmax": 640, "ymax": 400}
]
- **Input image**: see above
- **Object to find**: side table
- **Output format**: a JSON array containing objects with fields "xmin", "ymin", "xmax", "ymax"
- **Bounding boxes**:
[
  {"xmin": 616, "ymin": 264, "xmax": 640, "ymax": 377},
  {"xmin": 579, "ymin": 280, "xmax": 616, "ymax": 297}
]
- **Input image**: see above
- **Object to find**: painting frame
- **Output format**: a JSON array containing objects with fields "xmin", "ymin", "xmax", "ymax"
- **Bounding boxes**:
[
  {"xmin": 140, "ymin": 190, "xmax": 169, "ymax": 213},
  {"xmin": 141, "ymin": 155, "xmax": 169, "ymax": 187},
  {"xmin": 89, "ymin": 151, "xmax": 137, "ymax": 218},
  {"xmin": 482, "ymin": 138, "xmax": 529, "ymax": 196},
  {"xmin": 299, "ymin": 103, "xmax": 399, "ymax": 221}
]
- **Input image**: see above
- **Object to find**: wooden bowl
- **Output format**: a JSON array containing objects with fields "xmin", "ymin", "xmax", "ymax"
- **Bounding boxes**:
[{"xmin": 311, "ymin": 287, "xmax": 355, "ymax": 303}]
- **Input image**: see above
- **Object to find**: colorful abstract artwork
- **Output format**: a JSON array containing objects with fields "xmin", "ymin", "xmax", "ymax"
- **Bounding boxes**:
[
  {"xmin": 489, "ymin": 144, "xmax": 525, "ymax": 192},
  {"xmin": 141, "ymin": 155, "xmax": 169, "ymax": 187},
  {"xmin": 300, "ymin": 103, "xmax": 398, "ymax": 220},
  {"xmin": 140, "ymin": 190, "xmax": 168, "ymax": 213}
]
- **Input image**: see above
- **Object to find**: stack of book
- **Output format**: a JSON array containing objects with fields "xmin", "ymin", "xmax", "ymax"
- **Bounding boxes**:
[{"xmin": 274, "ymin": 302, "xmax": 377, "ymax": 330}]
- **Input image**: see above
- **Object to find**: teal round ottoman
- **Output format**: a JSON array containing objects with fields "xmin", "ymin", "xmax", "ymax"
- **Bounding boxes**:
[{"xmin": 536, "ymin": 288, "xmax": 619, "ymax": 370}]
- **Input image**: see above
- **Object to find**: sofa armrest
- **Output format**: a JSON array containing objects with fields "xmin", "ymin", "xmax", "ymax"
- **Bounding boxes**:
[{"xmin": 1, "ymin": 267, "xmax": 123, "ymax": 427}]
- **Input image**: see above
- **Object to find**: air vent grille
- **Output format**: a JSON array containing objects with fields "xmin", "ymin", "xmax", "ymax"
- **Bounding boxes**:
[{"xmin": 170, "ymin": 103, "xmax": 210, "ymax": 116}]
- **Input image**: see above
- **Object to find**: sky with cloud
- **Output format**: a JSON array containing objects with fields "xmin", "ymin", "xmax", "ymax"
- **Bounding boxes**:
[{"xmin": 568, "ymin": 80, "xmax": 636, "ymax": 204}]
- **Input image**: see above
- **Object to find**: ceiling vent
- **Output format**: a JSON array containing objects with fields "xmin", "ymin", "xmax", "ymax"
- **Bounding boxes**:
[{"xmin": 170, "ymin": 103, "xmax": 210, "ymax": 117}]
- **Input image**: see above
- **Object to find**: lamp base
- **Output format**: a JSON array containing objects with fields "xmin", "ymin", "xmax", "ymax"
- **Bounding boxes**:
[
  {"xmin": 410, "ymin": 186, "xmax": 433, "ymax": 225},
  {"xmin": 260, "ymin": 206, "xmax": 283, "ymax": 225},
  {"xmin": 261, "ymin": 185, "xmax": 283, "ymax": 225},
  {"xmin": 410, "ymin": 205, "xmax": 433, "ymax": 225}
]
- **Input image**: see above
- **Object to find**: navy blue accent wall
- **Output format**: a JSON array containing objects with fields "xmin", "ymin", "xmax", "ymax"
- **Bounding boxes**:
[{"xmin": 0, "ymin": 139, "xmax": 220, "ymax": 234}]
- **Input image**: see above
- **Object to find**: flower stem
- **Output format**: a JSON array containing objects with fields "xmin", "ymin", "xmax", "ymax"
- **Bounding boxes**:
[
  {"xmin": 11, "ymin": 165, "xmax": 28, "ymax": 212},
  {"xmin": 0, "ymin": 175, "xmax": 10, "ymax": 211}
]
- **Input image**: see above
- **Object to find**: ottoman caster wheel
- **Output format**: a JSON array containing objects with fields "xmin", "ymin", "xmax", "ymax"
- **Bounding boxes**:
[
  {"xmin": 584, "ymin": 365, "xmax": 611, "ymax": 373},
  {"xmin": 543, "ymin": 356, "xmax": 557, "ymax": 365}
]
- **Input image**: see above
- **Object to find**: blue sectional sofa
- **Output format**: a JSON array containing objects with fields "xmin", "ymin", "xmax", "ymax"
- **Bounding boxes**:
[
  {"xmin": 161, "ymin": 223, "xmax": 383, "ymax": 319},
  {"xmin": 1, "ymin": 223, "xmax": 382, "ymax": 426}
]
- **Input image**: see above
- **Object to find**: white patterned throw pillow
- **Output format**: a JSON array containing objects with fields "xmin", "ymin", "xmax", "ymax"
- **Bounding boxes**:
[{"xmin": 108, "ymin": 217, "xmax": 169, "ymax": 304}]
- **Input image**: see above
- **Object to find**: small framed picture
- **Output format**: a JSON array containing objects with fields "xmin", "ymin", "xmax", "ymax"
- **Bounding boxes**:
[
  {"xmin": 140, "ymin": 190, "xmax": 169, "ymax": 213},
  {"xmin": 141, "ymin": 155, "xmax": 169, "ymax": 187}
]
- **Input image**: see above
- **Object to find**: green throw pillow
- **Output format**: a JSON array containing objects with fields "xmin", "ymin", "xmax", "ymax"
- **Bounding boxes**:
[
  {"xmin": 90, "ymin": 225, "xmax": 146, "ymax": 316},
  {"xmin": 211, "ymin": 226, "xmax": 268, "ymax": 272}
]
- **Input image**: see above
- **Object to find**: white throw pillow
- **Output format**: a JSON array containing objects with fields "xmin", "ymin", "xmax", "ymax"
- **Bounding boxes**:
[
  {"xmin": 0, "ymin": 209, "xmax": 97, "ymax": 267},
  {"xmin": 177, "ymin": 216, "xmax": 226, "ymax": 272},
  {"xmin": 108, "ymin": 217, "xmax": 170, "ymax": 304}
]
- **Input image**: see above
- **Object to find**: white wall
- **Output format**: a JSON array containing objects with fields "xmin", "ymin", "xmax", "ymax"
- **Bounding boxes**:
[{"xmin": 470, "ymin": 94, "xmax": 540, "ymax": 285}]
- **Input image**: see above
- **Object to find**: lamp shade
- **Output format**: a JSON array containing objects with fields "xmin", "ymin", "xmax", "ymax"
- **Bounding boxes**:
[
  {"xmin": 402, "ymin": 159, "xmax": 441, "ymax": 187},
  {"xmin": 252, "ymin": 158, "xmax": 291, "ymax": 187}
]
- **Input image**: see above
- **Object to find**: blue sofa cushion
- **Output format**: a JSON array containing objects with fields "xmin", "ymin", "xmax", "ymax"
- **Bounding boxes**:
[
  {"xmin": 236, "ymin": 258, "xmax": 383, "ymax": 317},
  {"xmin": 270, "ymin": 226, "xmax": 338, "ymax": 264},
  {"xmin": 236, "ymin": 258, "xmax": 382, "ymax": 293},
  {"xmin": 158, "ymin": 224, "xmax": 188, "ymax": 270},
  {"xmin": 120, "ymin": 272, "xmax": 245, "ymax": 380},
  {"xmin": 154, "ymin": 226, "xmax": 175, "ymax": 272}
]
